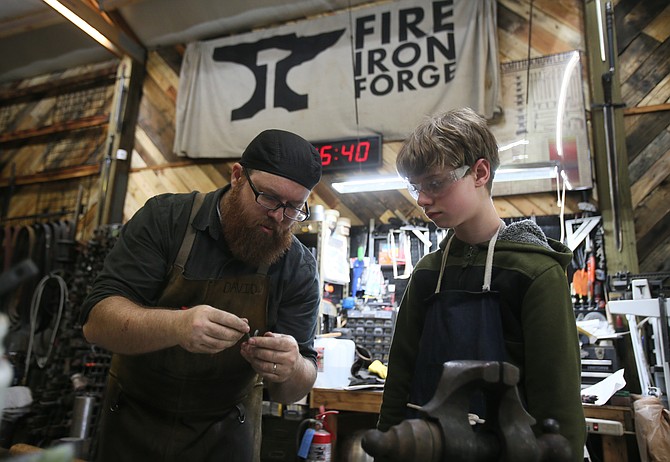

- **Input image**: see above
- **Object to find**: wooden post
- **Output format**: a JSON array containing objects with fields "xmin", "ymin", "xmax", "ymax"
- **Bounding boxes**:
[
  {"xmin": 582, "ymin": 0, "xmax": 639, "ymax": 274},
  {"xmin": 97, "ymin": 55, "xmax": 145, "ymax": 226}
]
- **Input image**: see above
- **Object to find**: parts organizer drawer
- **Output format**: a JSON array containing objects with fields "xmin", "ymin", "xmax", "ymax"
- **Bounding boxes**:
[{"xmin": 345, "ymin": 309, "xmax": 396, "ymax": 364}]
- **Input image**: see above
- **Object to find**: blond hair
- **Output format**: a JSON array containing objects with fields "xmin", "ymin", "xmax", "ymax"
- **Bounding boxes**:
[{"xmin": 396, "ymin": 107, "xmax": 500, "ymax": 191}]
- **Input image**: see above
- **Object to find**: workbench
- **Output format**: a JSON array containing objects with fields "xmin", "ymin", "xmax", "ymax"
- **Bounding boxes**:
[
  {"xmin": 310, "ymin": 388, "xmax": 637, "ymax": 462},
  {"xmin": 310, "ymin": 388, "xmax": 383, "ymax": 413},
  {"xmin": 583, "ymin": 404, "xmax": 637, "ymax": 462}
]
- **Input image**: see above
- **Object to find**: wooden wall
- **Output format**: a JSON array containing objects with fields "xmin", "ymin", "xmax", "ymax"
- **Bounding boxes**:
[
  {"xmin": 0, "ymin": 62, "xmax": 118, "ymax": 240},
  {"xmin": 0, "ymin": 0, "xmax": 668, "ymax": 272},
  {"xmin": 614, "ymin": 0, "xmax": 670, "ymax": 273},
  {"xmin": 129, "ymin": 0, "xmax": 590, "ymax": 225}
]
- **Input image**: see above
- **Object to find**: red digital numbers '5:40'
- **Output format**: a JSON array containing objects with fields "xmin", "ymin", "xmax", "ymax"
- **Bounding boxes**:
[
  {"xmin": 313, "ymin": 135, "xmax": 382, "ymax": 172},
  {"xmin": 319, "ymin": 142, "xmax": 370, "ymax": 166}
]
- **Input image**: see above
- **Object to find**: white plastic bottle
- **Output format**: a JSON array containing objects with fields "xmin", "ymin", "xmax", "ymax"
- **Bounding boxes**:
[{"xmin": 313, "ymin": 337, "xmax": 355, "ymax": 389}]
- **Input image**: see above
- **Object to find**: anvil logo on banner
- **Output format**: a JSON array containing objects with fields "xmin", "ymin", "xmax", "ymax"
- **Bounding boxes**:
[
  {"xmin": 174, "ymin": 0, "xmax": 501, "ymax": 159},
  {"xmin": 212, "ymin": 30, "xmax": 344, "ymax": 120}
]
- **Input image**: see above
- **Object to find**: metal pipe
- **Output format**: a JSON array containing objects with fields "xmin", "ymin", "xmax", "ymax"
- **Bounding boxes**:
[
  {"xmin": 601, "ymin": 1, "xmax": 623, "ymax": 251},
  {"xmin": 70, "ymin": 395, "xmax": 95, "ymax": 439}
]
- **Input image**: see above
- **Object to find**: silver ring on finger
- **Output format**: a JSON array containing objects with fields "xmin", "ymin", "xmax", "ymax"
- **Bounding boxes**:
[{"xmin": 272, "ymin": 363, "xmax": 277, "ymax": 374}]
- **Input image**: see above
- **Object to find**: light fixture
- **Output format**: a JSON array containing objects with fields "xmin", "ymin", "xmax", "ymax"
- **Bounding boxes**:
[
  {"xmin": 555, "ymin": 51, "xmax": 581, "ymax": 158},
  {"xmin": 498, "ymin": 139, "xmax": 529, "ymax": 153},
  {"xmin": 332, "ymin": 176, "xmax": 406, "ymax": 194},
  {"xmin": 43, "ymin": 0, "xmax": 145, "ymax": 63},
  {"xmin": 494, "ymin": 162, "xmax": 560, "ymax": 183},
  {"xmin": 332, "ymin": 161, "xmax": 563, "ymax": 193}
]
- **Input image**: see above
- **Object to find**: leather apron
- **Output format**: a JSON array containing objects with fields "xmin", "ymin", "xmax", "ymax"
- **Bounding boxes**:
[
  {"xmin": 408, "ymin": 223, "xmax": 506, "ymax": 418},
  {"xmin": 95, "ymin": 193, "xmax": 269, "ymax": 462}
]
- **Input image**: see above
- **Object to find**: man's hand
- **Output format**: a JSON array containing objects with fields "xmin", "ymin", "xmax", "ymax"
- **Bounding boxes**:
[
  {"xmin": 177, "ymin": 305, "xmax": 250, "ymax": 354},
  {"xmin": 83, "ymin": 296, "xmax": 253, "ymax": 356},
  {"xmin": 240, "ymin": 332, "xmax": 317, "ymax": 404},
  {"xmin": 239, "ymin": 332, "xmax": 299, "ymax": 382}
]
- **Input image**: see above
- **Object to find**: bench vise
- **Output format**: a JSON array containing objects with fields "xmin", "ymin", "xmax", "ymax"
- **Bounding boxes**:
[{"xmin": 361, "ymin": 360, "xmax": 572, "ymax": 462}]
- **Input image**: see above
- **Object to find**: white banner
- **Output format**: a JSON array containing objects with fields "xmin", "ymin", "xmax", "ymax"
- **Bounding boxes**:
[{"xmin": 174, "ymin": 0, "xmax": 501, "ymax": 158}]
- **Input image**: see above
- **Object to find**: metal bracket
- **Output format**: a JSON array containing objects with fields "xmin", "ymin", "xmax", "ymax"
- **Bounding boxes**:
[{"xmin": 565, "ymin": 216, "xmax": 601, "ymax": 251}]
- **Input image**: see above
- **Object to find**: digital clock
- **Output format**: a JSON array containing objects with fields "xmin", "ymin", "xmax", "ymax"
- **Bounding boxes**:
[{"xmin": 312, "ymin": 135, "xmax": 383, "ymax": 172}]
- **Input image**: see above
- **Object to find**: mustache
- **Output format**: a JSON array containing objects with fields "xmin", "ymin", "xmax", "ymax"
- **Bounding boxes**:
[{"xmin": 257, "ymin": 219, "xmax": 280, "ymax": 232}]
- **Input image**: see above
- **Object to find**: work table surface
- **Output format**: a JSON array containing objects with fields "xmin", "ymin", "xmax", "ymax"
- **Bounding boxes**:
[
  {"xmin": 310, "ymin": 388, "xmax": 383, "ymax": 413},
  {"xmin": 310, "ymin": 388, "xmax": 635, "ymax": 422},
  {"xmin": 309, "ymin": 388, "xmax": 636, "ymax": 462}
]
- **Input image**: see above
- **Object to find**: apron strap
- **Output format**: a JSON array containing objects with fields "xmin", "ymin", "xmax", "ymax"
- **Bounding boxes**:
[
  {"xmin": 434, "ymin": 235, "xmax": 454, "ymax": 295},
  {"xmin": 434, "ymin": 220, "xmax": 506, "ymax": 294},
  {"xmin": 482, "ymin": 221, "xmax": 505, "ymax": 292},
  {"xmin": 173, "ymin": 191, "xmax": 271, "ymax": 278},
  {"xmin": 175, "ymin": 193, "xmax": 205, "ymax": 268}
]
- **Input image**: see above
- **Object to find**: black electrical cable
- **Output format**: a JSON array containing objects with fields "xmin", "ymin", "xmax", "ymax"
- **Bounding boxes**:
[
  {"xmin": 347, "ymin": 0, "xmax": 360, "ymax": 130},
  {"xmin": 523, "ymin": 0, "xmax": 535, "ymax": 162},
  {"xmin": 23, "ymin": 272, "xmax": 68, "ymax": 384}
]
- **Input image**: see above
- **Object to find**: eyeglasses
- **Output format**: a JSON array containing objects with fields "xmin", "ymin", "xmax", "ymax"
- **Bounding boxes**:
[
  {"xmin": 243, "ymin": 169, "xmax": 310, "ymax": 222},
  {"xmin": 406, "ymin": 165, "xmax": 470, "ymax": 200}
]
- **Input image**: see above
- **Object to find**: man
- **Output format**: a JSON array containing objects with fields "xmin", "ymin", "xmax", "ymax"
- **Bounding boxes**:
[
  {"xmin": 377, "ymin": 108, "xmax": 586, "ymax": 461},
  {"xmin": 81, "ymin": 129, "xmax": 322, "ymax": 461}
]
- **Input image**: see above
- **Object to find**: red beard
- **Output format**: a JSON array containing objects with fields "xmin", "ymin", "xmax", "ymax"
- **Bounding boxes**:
[{"xmin": 219, "ymin": 185, "xmax": 295, "ymax": 267}]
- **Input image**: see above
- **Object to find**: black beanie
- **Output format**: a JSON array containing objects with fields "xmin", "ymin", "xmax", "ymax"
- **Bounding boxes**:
[{"xmin": 240, "ymin": 129, "xmax": 322, "ymax": 190}]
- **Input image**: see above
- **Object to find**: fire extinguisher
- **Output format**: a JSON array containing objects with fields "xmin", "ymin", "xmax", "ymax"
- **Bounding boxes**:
[{"xmin": 297, "ymin": 410, "xmax": 338, "ymax": 462}]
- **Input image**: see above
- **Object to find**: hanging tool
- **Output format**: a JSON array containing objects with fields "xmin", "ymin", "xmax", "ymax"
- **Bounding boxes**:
[
  {"xmin": 572, "ymin": 268, "xmax": 588, "ymax": 308},
  {"xmin": 404, "ymin": 226, "xmax": 432, "ymax": 257},
  {"xmin": 571, "ymin": 244, "xmax": 588, "ymax": 308},
  {"xmin": 398, "ymin": 230, "xmax": 413, "ymax": 279},
  {"xmin": 565, "ymin": 216, "xmax": 601, "ymax": 252},
  {"xmin": 586, "ymin": 250, "xmax": 596, "ymax": 308},
  {"xmin": 387, "ymin": 230, "xmax": 406, "ymax": 280}
]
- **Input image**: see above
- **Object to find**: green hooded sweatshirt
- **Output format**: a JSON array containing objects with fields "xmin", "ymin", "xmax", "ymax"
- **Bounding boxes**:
[{"xmin": 378, "ymin": 219, "xmax": 586, "ymax": 461}]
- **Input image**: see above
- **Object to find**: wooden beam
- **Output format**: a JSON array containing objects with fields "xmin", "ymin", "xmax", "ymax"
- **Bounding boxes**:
[
  {"xmin": 99, "ymin": 56, "xmax": 145, "ymax": 225},
  {"xmin": 44, "ymin": 0, "xmax": 146, "ymax": 63},
  {"xmin": 0, "ymin": 114, "xmax": 109, "ymax": 145},
  {"xmin": 0, "ymin": 63, "xmax": 117, "ymax": 103},
  {"xmin": 623, "ymin": 103, "xmax": 670, "ymax": 116},
  {"xmin": 583, "ymin": 0, "xmax": 639, "ymax": 273},
  {"xmin": 0, "ymin": 164, "xmax": 100, "ymax": 187},
  {"xmin": 0, "ymin": 8, "xmax": 64, "ymax": 40}
]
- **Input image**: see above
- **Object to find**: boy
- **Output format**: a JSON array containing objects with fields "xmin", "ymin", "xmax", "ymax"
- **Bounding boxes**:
[{"xmin": 377, "ymin": 108, "xmax": 585, "ymax": 461}]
